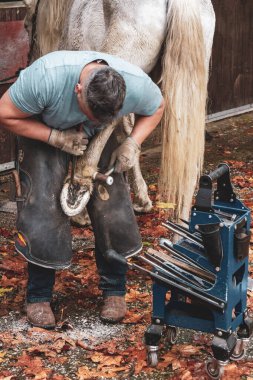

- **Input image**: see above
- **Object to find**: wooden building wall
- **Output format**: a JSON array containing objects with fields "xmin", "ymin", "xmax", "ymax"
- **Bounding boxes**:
[
  {"xmin": 208, "ymin": 0, "xmax": 253, "ymax": 119},
  {"xmin": 0, "ymin": 1, "xmax": 28, "ymax": 169}
]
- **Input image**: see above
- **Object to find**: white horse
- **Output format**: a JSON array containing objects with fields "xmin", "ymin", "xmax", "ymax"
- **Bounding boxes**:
[{"xmin": 23, "ymin": 0, "xmax": 215, "ymax": 220}]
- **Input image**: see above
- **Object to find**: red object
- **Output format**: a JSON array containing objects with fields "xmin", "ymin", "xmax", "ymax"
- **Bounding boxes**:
[
  {"xmin": 0, "ymin": 3, "xmax": 29, "ymax": 166},
  {"xmin": 0, "ymin": 4, "xmax": 29, "ymax": 83}
]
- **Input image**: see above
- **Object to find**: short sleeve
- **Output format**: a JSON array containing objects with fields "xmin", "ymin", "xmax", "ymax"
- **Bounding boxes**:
[
  {"xmin": 134, "ymin": 76, "xmax": 163, "ymax": 116},
  {"xmin": 8, "ymin": 60, "xmax": 52, "ymax": 115}
]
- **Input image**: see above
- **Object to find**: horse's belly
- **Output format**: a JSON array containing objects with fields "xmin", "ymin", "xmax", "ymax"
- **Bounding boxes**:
[
  {"xmin": 65, "ymin": 0, "xmax": 167, "ymax": 73},
  {"xmin": 64, "ymin": 0, "xmax": 106, "ymax": 51},
  {"xmin": 102, "ymin": 0, "xmax": 168, "ymax": 72}
]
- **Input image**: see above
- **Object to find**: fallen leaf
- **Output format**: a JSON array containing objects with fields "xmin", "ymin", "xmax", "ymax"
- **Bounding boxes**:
[
  {"xmin": 0, "ymin": 287, "xmax": 13, "ymax": 297},
  {"xmin": 90, "ymin": 352, "xmax": 123, "ymax": 367},
  {"xmin": 156, "ymin": 202, "xmax": 176, "ymax": 209}
]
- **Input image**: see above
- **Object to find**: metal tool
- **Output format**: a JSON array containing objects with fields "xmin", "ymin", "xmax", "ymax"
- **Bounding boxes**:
[
  {"xmin": 93, "ymin": 167, "xmax": 114, "ymax": 185},
  {"xmin": 162, "ymin": 220, "xmax": 203, "ymax": 245},
  {"xmin": 151, "ymin": 246, "xmax": 216, "ymax": 283}
]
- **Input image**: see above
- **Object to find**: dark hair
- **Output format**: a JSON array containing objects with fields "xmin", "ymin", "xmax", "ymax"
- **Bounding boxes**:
[{"xmin": 84, "ymin": 67, "xmax": 126, "ymax": 123}]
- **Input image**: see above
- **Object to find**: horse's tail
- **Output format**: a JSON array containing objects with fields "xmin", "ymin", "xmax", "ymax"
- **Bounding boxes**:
[
  {"xmin": 158, "ymin": 0, "xmax": 208, "ymax": 219},
  {"xmin": 25, "ymin": 0, "xmax": 72, "ymax": 60}
]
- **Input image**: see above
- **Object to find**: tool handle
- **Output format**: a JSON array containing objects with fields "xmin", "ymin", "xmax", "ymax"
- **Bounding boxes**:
[
  {"xmin": 104, "ymin": 249, "xmax": 128, "ymax": 266},
  {"xmin": 208, "ymin": 163, "xmax": 229, "ymax": 182},
  {"xmin": 194, "ymin": 163, "xmax": 234, "ymax": 211},
  {"xmin": 93, "ymin": 172, "xmax": 114, "ymax": 185},
  {"xmin": 93, "ymin": 167, "xmax": 115, "ymax": 185}
]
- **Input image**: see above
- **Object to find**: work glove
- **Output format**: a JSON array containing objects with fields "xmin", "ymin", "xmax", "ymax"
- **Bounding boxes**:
[
  {"xmin": 48, "ymin": 128, "xmax": 89, "ymax": 156},
  {"xmin": 109, "ymin": 136, "xmax": 141, "ymax": 173}
]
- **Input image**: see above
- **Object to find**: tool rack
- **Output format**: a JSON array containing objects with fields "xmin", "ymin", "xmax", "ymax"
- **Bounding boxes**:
[
  {"xmin": 105, "ymin": 164, "xmax": 252, "ymax": 379},
  {"xmin": 144, "ymin": 163, "xmax": 253, "ymax": 378}
]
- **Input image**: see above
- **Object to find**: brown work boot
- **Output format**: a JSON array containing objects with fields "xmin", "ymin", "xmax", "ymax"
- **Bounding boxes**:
[
  {"xmin": 26, "ymin": 302, "xmax": 56, "ymax": 329},
  {"xmin": 100, "ymin": 296, "xmax": 126, "ymax": 323}
]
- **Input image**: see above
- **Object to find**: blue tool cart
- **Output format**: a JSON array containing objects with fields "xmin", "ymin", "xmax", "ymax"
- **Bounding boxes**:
[
  {"xmin": 144, "ymin": 163, "xmax": 253, "ymax": 379},
  {"xmin": 105, "ymin": 164, "xmax": 252, "ymax": 379}
]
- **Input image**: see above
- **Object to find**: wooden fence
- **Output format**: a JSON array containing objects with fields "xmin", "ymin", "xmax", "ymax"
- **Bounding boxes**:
[{"xmin": 208, "ymin": 0, "xmax": 253, "ymax": 120}]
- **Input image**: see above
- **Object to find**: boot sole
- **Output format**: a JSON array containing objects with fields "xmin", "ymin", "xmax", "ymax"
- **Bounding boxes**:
[
  {"xmin": 27, "ymin": 320, "xmax": 56, "ymax": 330},
  {"xmin": 100, "ymin": 315, "xmax": 125, "ymax": 324}
]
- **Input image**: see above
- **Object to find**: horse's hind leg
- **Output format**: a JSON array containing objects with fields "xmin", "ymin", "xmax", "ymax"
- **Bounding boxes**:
[
  {"xmin": 131, "ymin": 154, "xmax": 153, "ymax": 213},
  {"xmin": 121, "ymin": 115, "xmax": 152, "ymax": 213}
]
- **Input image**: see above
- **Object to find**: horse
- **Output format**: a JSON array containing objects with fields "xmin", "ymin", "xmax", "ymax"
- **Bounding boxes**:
[{"xmin": 22, "ymin": 0, "xmax": 216, "ymax": 220}]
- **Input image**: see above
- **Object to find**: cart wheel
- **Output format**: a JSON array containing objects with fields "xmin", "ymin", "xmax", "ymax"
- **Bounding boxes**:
[
  {"xmin": 205, "ymin": 359, "xmax": 224, "ymax": 379},
  {"xmin": 231, "ymin": 339, "xmax": 247, "ymax": 361},
  {"xmin": 166, "ymin": 326, "xmax": 178, "ymax": 345},
  {"xmin": 231, "ymin": 348, "xmax": 245, "ymax": 361},
  {"xmin": 147, "ymin": 351, "xmax": 158, "ymax": 367}
]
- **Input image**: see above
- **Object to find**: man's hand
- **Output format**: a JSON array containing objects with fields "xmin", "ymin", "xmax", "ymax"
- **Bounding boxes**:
[
  {"xmin": 48, "ymin": 128, "xmax": 89, "ymax": 156},
  {"xmin": 109, "ymin": 136, "xmax": 141, "ymax": 173}
]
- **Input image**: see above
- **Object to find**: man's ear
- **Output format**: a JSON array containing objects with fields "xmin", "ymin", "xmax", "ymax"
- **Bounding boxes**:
[{"xmin": 74, "ymin": 83, "xmax": 82, "ymax": 94}]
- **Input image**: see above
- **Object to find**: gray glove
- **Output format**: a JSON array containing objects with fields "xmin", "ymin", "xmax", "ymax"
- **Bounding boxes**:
[
  {"xmin": 48, "ymin": 128, "xmax": 89, "ymax": 156},
  {"xmin": 109, "ymin": 136, "xmax": 141, "ymax": 173}
]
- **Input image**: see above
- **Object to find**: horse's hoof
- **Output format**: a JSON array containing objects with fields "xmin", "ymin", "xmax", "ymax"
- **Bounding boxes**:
[
  {"xmin": 133, "ymin": 199, "xmax": 153, "ymax": 213},
  {"xmin": 60, "ymin": 181, "xmax": 91, "ymax": 217},
  {"xmin": 70, "ymin": 210, "xmax": 91, "ymax": 227}
]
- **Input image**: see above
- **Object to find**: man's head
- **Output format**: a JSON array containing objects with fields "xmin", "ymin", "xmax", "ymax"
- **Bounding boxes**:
[{"xmin": 76, "ymin": 65, "xmax": 126, "ymax": 124}]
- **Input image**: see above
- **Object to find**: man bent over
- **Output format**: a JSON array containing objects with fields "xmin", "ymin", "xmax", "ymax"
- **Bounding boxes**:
[{"xmin": 0, "ymin": 51, "xmax": 164, "ymax": 328}]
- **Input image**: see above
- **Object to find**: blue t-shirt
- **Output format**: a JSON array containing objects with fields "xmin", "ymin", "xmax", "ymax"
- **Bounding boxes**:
[{"xmin": 9, "ymin": 51, "xmax": 162, "ymax": 136}]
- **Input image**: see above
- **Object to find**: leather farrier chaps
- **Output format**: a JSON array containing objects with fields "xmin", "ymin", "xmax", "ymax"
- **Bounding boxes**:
[
  {"xmin": 15, "ymin": 133, "xmax": 142, "ymax": 269},
  {"xmin": 15, "ymin": 137, "xmax": 72, "ymax": 269}
]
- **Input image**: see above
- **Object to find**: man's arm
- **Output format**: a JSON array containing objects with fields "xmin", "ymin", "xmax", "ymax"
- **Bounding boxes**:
[
  {"xmin": 0, "ymin": 91, "xmax": 88, "ymax": 156},
  {"xmin": 109, "ymin": 98, "xmax": 164, "ymax": 173},
  {"xmin": 0, "ymin": 91, "xmax": 51, "ymax": 142},
  {"xmin": 130, "ymin": 99, "xmax": 165, "ymax": 145}
]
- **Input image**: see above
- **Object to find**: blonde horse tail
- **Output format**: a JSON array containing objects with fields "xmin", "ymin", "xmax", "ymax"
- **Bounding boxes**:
[
  {"xmin": 158, "ymin": 0, "xmax": 207, "ymax": 220},
  {"xmin": 32, "ymin": 0, "xmax": 73, "ymax": 59}
]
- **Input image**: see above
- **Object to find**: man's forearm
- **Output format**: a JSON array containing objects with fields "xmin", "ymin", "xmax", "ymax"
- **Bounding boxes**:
[
  {"xmin": 1, "ymin": 117, "xmax": 51, "ymax": 142},
  {"xmin": 0, "ymin": 91, "xmax": 51, "ymax": 142},
  {"xmin": 130, "ymin": 99, "xmax": 165, "ymax": 145},
  {"xmin": 0, "ymin": 92, "xmax": 88, "ymax": 156}
]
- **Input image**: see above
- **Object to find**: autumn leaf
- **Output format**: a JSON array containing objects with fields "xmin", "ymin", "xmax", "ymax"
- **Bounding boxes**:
[
  {"xmin": 125, "ymin": 287, "xmax": 150, "ymax": 303},
  {"xmin": 0, "ymin": 228, "xmax": 14, "ymax": 238},
  {"xmin": 180, "ymin": 370, "xmax": 194, "ymax": 380},
  {"xmin": 15, "ymin": 352, "xmax": 44, "ymax": 370},
  {"xmin": 77, "ymin": 364, "xmax": 129, "ymax": 379},
  {"xmin": 173, "ymin": 344, "xmax": 201, "ymax": 357},
  {"xmin": 0, "ymin": 352, "xmax": 6, "ymax": 363},
  {"xmin": 34, "ymin": 371, "xmax": 51, "ymax": 380},
  {"xmin": 0, "ymin": 287, "xmax": 13, "ymax": 297},
  {"xmin": 148, "ymin": 184, "xmax": 157, "ymax": 191},
  {"xmin": 172, "ymin": 359, "xmax": 182, "ymax": 370},
  {"xmin": 89, "ymin": 352, "xmax": 125, "ymax": 371},
  {"xmin": 77, "ymin": 366, "xmax": 98, "ymax": 380},
  {"xmin": 28, "ymin": 345, "xmax": 57, "ymax": 358},
  {"xmin": 156, "ymin": 202, "xmax": 176, "ymax": 209}
]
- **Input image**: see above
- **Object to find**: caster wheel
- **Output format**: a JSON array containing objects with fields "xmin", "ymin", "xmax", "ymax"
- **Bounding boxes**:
[
  {"xmin": 205, "ymin": 359, "xmax": 224, "ymax": 379},
  {"xmin": 231, "ymin": 348, "xmax": 246, "ymax": 361},
  {"xmin": 166, "ymin": 326, "xmax": 178, "ymax": 345},
  {"xmin": 231, "ymin": 339, "xmax": 247, "ymax": 361},
  {"xmin": 147, "ymin": 351, "xmax": 158, "ymax": 367}
]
